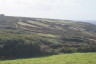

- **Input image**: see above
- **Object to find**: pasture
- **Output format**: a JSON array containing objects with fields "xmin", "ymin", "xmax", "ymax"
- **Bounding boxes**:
[{"xmin": 0, "ymin": 53, "xmax": 96, "ymax": 64}]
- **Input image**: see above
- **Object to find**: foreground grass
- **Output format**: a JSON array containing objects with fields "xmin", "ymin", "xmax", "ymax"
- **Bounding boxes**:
[{"xmin": 0, "ymin": 53, "xmax": 96, "ymax": 64}]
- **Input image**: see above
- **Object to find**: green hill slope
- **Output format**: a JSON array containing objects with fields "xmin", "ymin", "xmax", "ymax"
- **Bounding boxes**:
[
  {"xmin": 0, "ymin": 15, "xmax": 96, "ymax": 58},
  {"xmin": 0, "ymin": 16, "xmax": 96, "ymax": 38}
]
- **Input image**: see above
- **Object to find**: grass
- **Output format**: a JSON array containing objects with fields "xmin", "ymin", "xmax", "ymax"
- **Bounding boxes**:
[
  {"xmin": 0, "ymin": 53, "xmax": 96, "ymax": 64},
  {"xmin": 27, "ymin": 20, "xmax": 50, "ymax": 28},
  {"xmin": 37, "ymin": 33, "xmax": 58, "ymax": 38},
  {"xmin": 18, "ymin": 22, "xmax": 37, "ymax": 27}
]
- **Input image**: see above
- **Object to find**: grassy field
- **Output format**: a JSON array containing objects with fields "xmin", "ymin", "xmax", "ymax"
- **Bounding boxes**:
[
  {"xmin": 18, "ymin": 21, "xmax": 37, "ymax": 27},
  {"xmin": 37, "ymin": 33, "xmax": 58, "ymax": 38},
  {"xmin": 27, "ymin": 20, "xmax": 50, "ymax": 28},
  {"xmin": 0, "ymin": 53, "xmax": 96, "ymax": 64}
]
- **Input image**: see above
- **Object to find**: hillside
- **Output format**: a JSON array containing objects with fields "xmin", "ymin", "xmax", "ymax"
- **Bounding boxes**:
[
  {"xmin": 0, "ymin": 16, "xmax": 96, "ymax": 37},
  {"xmin": 0, "ymin": 15, "xmax": 96, "ymax": 58},
  {"xmin": 79, "ymin": 20, "xmax": 96, "ymax": 25}
]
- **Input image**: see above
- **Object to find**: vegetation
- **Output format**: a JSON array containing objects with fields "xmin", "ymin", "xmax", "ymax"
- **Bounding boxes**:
[
  {"xmin": 0, "ymin": 53, "xmax": 96, "ymax": 64},
  {"xmin": 27, "ymin": 20, "xmax": 50, "ymax": 28},
  {"xmin": 18, "ymin": 21, "xmax": 37, "ymax": 27},
  {"xmin": 0, "ymin": 15, "xmax": 96, "ymax": 58}
]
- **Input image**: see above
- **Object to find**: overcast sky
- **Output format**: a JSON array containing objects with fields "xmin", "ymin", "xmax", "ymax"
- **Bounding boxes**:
[{"xmin": 0, "ymin": 0, "xmax": 96, "ymax": 20}]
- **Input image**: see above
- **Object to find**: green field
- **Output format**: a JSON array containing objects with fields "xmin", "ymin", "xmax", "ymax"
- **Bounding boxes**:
[
  {"xmin": 18, "ymin": 21, "xmax": 37, "ymax": 27},
  {"xmin": 27, "ymin": 20, "xmax": 50, "ymax": 28},
  {"xmin": 0, "ymin": 53, "xmax": 96, "ymax": 64}
]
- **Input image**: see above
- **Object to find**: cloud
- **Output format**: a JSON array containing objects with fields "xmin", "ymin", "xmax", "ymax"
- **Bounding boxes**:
[
  {"xmin": 0, "ymin": 0, "xmax": 83, "ymax": 7},
  {"xmin": 1, "ymin": 0, "xmax": 91, "ymax": 20}
]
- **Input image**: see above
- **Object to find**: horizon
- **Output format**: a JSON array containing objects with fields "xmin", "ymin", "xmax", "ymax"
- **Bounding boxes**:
[
  {"xmin": 0, "ymin": 0, "xmax": 96, "ymax": 20},
  {"xmin": 1, "ymin": 14, "xmax": 96, "ymax": 22}
]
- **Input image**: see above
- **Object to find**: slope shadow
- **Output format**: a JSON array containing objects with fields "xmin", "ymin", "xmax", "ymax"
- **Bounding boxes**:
[{"xmin": 0, "ymin": 54, "xmax": 55, "ymax": 61}]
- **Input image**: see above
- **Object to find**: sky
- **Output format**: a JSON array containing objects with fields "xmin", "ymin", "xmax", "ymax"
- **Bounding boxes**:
[{"xmin": 0, "ymin": 0, "xmax": 96, "ymax": 20}]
